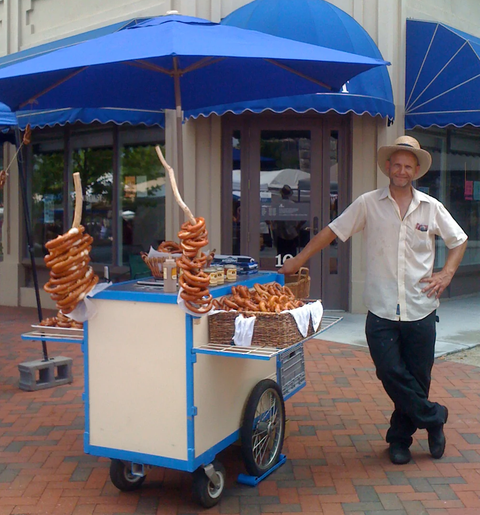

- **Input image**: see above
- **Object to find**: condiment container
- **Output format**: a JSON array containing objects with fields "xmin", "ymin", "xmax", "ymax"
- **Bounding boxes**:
[
  {"xmin": 204, "ymin": 267, "xmax": 218, "ymax": 286},
  {"xmin": 215, "ymin": 266, "xmax": 225, "ymax": 285},
  {"xmin": 225, "ymin": 265, "xmax": 237, "ymax": 282},
  {"xmin": 163, "ymin": 255, "xmax": 178, "ymax": 293}
]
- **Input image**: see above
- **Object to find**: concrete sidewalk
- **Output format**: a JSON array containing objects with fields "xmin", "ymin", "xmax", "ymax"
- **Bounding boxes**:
[
  {"xmin": 1, "ymin": 305, "xmax": 480, "ymax": 515},
  {"xmin": 321, "ymin": 293, "xmax": 480, "ymax": 357}
]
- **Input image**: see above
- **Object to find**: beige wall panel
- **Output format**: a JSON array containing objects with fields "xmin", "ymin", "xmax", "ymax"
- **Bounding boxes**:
[
  {"xmin": 194, "ymin": 355, "xmax": 276, "ymax": 457},
  {"xmin": 87, "ymin": 300, "xmax": 188, "ymax": 460},
  {"xmin": 405, "ymin": 0, "xmax": 480, "ymax": 36},
  {"xmin": 16, "ymin": 0, "xmax": 174, "ymax": 50}
]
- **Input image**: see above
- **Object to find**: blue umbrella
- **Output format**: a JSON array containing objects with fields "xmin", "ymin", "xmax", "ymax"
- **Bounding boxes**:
[{"xmin": 0, "ymin": 13, "xmax": 388, "ymax": 194}]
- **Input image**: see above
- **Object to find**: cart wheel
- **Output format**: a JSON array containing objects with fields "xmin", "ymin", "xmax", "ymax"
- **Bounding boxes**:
[
  {"xmin": 109, "ymin": 459, "xmax": 146, "ymax": 491},
  {"xmin": 241, "ymin": 379, "xmax": 286, "ymax": 477},
  {"xmin": 192, "ymin": 460, "xmax": 226, "ymax": 508}
]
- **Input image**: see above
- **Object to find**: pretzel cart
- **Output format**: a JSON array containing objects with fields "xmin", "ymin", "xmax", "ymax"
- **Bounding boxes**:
[
  {"xmin": 21, "ymin": 157, "xmax": 342, "ymax": 507},
  {"xmin": 80, "ymin": 271, "xmax": 341, "ymax": 508}
]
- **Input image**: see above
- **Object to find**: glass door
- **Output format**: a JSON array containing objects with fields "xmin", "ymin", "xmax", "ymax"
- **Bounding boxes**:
[
  {"xmin": 222, "ymin": 114, "xmax": 350, "ymax": 310},
  {"xmin": 257, "ymin": 130, "xmax": 311, "ymax": 270}
]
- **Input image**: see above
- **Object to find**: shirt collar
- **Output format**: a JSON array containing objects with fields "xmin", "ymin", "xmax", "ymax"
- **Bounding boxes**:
[{"xmin": 380, "ymin": 186, "xmax": 424, "ymax": 216}]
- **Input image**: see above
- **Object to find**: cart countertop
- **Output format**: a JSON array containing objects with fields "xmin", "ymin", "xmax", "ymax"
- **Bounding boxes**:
[{"xmin": 92, "ymin": 271, "xmax": 284, "ymax": 304}]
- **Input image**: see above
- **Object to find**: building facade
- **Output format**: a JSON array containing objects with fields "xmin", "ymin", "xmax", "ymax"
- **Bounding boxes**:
[{"xmin": 0, "ymin": 0, "xmax": 478, "ymax": 312}]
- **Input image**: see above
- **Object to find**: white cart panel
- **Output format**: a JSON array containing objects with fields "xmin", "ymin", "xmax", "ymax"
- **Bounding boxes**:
[
  {"xmin": 88, "ymin": 299, "xmax": 188, "ymax": 460},
  {"xmin": 194, "ymin": 355, "xmax": 275, "ymax": 457}
]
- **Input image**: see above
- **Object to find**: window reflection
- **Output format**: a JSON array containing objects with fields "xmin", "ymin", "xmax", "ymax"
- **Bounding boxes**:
[
  {"xmin": 410, "ymin": 128, "xmax": 479, "ymax": 268},
  {"xmin": 31, "ymin": 148, "xmax": 64, "ymax": 258},
  {"xmin": 73, "ymin": 147, "xmax": 113, "ymax": 264},
  {"xmin": 120, "ymin": 144, "xmax": 166, "ymax": 264},
  {"xmin": 232, "ymin": 131, "xmax": 241, "ymax": 255},
  {"xmin": 259, "ymin": 130, "xmax": 310, "ymax": 269},
  {"xmin": 329, "ymin": 131, "xmax": 338, "ymax": 275},
  {"xmin": 0, "ymin": 147, "xmax": 4, "ymax": 261}
]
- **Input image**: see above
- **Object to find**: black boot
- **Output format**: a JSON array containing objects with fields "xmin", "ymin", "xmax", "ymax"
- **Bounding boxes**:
[
  {"xmin": 389, "ymin": 442, "xmax": 412, "ymax": 464},
  {"xmin": 428, "ymin": 406, "xmax": 449, "ymax": 459}
]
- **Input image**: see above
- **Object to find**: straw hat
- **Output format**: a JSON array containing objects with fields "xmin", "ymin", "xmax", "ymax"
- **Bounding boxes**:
[{"xmin": 377, "ymin": 136, "xmax": 432, "ymax": 179}]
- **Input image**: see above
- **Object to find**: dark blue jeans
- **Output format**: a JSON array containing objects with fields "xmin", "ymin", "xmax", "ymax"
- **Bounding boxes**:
[{"xmin": 365, "ymin": 311, "xmax": 447, "ymax": 447}]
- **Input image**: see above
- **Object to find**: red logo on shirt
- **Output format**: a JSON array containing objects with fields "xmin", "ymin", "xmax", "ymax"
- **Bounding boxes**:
[{"xmin": 415, "ymin": 223, "xmax": 428, "ymax": 232}]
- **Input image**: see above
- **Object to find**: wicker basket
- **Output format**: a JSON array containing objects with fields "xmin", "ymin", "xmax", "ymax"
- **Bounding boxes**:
[
  {"xmin": 285, "ymin": 267, "xmax": 310, "ymax": 299},
  {"xmin": 140, "ymin": 254, "xmax": 165, "ymax": 279},
  {"xmin": 140, "ymin": 252, "xmax": 182, "ymax": 279},
  {"xmin": 208, "ymin": 304, "xmax": 316, "ymax": 349}
]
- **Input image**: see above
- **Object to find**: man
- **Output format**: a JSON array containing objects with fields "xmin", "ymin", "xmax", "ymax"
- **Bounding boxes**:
[
  {"xmin": 280, "ymin": 136, "xmax": 468, "ymax": 464},
  {"xmin": 274, "ymin": 185, "xmax": 302, "ymax": 257}
]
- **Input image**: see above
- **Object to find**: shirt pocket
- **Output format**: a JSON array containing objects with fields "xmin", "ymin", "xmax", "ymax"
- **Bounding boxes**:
[{"xmin": 408, "ymin": 224, "xmax": 433, "ymax": 253}]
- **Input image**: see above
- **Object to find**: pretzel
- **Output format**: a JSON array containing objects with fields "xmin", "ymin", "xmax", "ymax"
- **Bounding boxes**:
[
  {"xmin": 158, "ymin": 240, "xmax": 182, "ymax": 253},
  {"xmin": 214, "ymin": 282, "xmax": 304, "ymax": 313},
  {"xmin": 0, "ymin": 170, "xmax": 7, "ymax": 189},
  {"xmin": 177, "ymin": 217, "xmax": 213, "ymax": 314},
  {"xmin": 43, "ymin": 224, "xmax": 98, "ymax": 315}
]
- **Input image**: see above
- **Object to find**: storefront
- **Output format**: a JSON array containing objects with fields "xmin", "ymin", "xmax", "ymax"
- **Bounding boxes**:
[
  {"xmin": 405, "ymin": 19, "xmax": 480, "ymax": 297},
  {"xmin": 0, "ymin": 0, "xmax": 479, "ymax": 312}
]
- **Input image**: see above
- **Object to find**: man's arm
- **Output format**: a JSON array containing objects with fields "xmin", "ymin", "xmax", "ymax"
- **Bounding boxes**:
[
  {"xmin": 420, "ymin": 240, "xmax": 468, "ymax": 299},
  {"xmin": 279, "ymin": 226, "xmax": 337, "ymax": 275}
]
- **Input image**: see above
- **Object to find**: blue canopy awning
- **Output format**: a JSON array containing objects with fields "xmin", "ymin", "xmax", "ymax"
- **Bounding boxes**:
[
  {"xmin": 406, "ymin": 19, "xmax": 480, "ymax": 129},
  {"xmin": 0, "ymin": 18, "xmax": 164, "ymax": 129},
  {"xmin": 15, "ymin": 108, "xmax": 164, "ymax": 130},
  {"xmin": 187, "ymin": 0, "xmax": 394, "ymax": 121}
]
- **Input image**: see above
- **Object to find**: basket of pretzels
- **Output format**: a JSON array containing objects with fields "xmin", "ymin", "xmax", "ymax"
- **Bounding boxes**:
[
  {"xmin": 141, "ymin": 241, "xmax": 183, "ymax": 279},
  {"xmin": 208, "ymin": 282, "xmax": 318, "ymax": 348}
]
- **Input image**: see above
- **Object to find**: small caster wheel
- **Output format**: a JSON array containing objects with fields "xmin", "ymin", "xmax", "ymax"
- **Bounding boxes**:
[
  {"xmin": 109, "ymin": 459, "xmax": 146, "ymax": 491},
  {"xmin": 192, "ymin": 459, "xmax": 226, "ymax": 508}
]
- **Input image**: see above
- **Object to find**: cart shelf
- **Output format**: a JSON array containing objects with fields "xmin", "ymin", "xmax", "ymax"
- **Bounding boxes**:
[
  {"xmin": 21, "ymin": 325, "xmax": 84, "ymax": 345},
  {"xmin": 194, "ymin": 314, "xmax": 343, "ymax": 360}
]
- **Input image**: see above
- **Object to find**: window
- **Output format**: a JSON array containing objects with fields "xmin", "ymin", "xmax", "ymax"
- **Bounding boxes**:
[
  {"xmin": 73, "ymin": 146, "xmax": 114, "ymax": 264},
  {"xmin": 409, "ymin": 127, "xmax": 480, "ymax": 268},
  {"xmin": 29, "ymin": 124, "xmax": 165, "ymax": 269},
  {"xmin": 0, "ymin": 145, "xmax": 4, "ymax": 261},
  {"xmin": 31, "ymin": 144, "xmax": 65, "ymax": 258},
  {"xmin": 120, "ymin": 144, "xmax": 166, "ymax": 265}
]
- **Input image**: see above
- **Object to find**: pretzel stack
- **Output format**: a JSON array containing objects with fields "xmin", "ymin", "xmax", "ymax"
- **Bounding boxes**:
[
  {"xmin": 213, "ymin": 282, "xmax": 304, "ymax": 313},
  {"xmin": 176, "ymin": 216, "xmax": 213, "ymax": 315},
  {"xmin": 43, "ymin": 225, "xmax": 99, "ymax": 314}
]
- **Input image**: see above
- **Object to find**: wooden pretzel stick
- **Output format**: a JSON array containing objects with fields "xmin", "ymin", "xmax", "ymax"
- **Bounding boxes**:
[
  {"xmin": 155, "ymin": 145, "xmax": 196, "ymax": 225},
  {"xmin": 72, "ymin": 172, "xmax": 83, "ymax": 228}
]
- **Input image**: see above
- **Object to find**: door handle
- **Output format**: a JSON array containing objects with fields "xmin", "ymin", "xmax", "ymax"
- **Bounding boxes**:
[{"xmin": 313, "ymin": 216, "xmax": 319, "ymax": 235}]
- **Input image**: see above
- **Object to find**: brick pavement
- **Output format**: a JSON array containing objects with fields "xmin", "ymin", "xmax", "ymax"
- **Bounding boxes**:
[{"xmin": 1, "ymin": 306, "xmax": 480, "ymax": 515}]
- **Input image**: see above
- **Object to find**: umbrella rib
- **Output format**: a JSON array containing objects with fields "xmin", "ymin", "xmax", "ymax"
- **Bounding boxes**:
[
  {"xmin": 19, "ymin": 67, "xmax": 88, "ymax": 109},
  {"xmin": 129, "ymin": 56, "xmax": 225, "ymax": 76},
  {"xmin": 129, "ymin": 60, "xmax": 174, "ymax": 75},
  {"xmin": 182, "ymin": 57, "xmax": 226, "ymax": 73},
  {"xmin": 264, "ymin": 59, "xmax": 332, "ymax": 91}
]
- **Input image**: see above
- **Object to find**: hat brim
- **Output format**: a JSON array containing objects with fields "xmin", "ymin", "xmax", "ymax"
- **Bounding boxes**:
[{"xmin": 377, "ymin": 145, "xmax": 432, "ymax": 179}]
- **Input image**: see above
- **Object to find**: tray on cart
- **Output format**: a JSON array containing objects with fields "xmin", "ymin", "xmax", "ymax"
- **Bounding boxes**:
[
  {"xmin": 21, "ymin": 325, "xmax": 84, "ymax": 344},
  {"xmin": 196, "ymin": 314, "xmax": 342, "ymax": 360}
]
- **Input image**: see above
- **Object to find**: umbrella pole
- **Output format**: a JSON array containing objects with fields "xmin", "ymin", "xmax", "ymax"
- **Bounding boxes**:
[
  {"xmin": 173, "ymin": 58, "xmax": 185, "ymax": 224},
  {"xmin": 14, "ymin": 127, "xmax": 48, "ymax": 361}
]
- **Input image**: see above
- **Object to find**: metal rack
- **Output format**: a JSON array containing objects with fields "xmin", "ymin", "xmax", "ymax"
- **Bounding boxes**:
[{"xmin": 194, "ymin": 314, "xmax": 343, "ymax": 360}]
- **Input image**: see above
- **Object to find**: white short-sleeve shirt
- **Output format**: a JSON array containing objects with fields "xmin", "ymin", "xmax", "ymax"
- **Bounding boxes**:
[{"xmin": 329, "ymin": 187, "xmax": 468, "ymax": 321}]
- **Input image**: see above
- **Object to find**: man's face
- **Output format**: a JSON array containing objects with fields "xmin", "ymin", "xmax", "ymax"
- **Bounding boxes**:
[{"xmin": 385, "ymin": 150, "xmax": 420, "ymax": 189}]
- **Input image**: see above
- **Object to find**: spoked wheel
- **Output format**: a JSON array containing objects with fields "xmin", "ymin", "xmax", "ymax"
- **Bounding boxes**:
[
  {"xmin": 241, "ymin": 379, "xmax": 286, "ymax": 477},
  {"xmin": 192, "ymin": 459, "xmax": 226, "ymax": 508},
  {"xmin": 109, "ymin": 459, "xmax": 146, "ymax": 491}
]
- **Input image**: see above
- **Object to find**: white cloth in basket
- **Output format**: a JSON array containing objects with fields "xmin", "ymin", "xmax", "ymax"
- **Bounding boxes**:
[
  {"xmin": 287, "ymin": 304, "xmax": 311, "ymax": 337},
  {"xmin": 308, "ymin": 301, "xmax": 323, "ymax": 332},
  {"xmin": 233, "ymin": 314, "xmax": 256, "ymax": 347}
]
